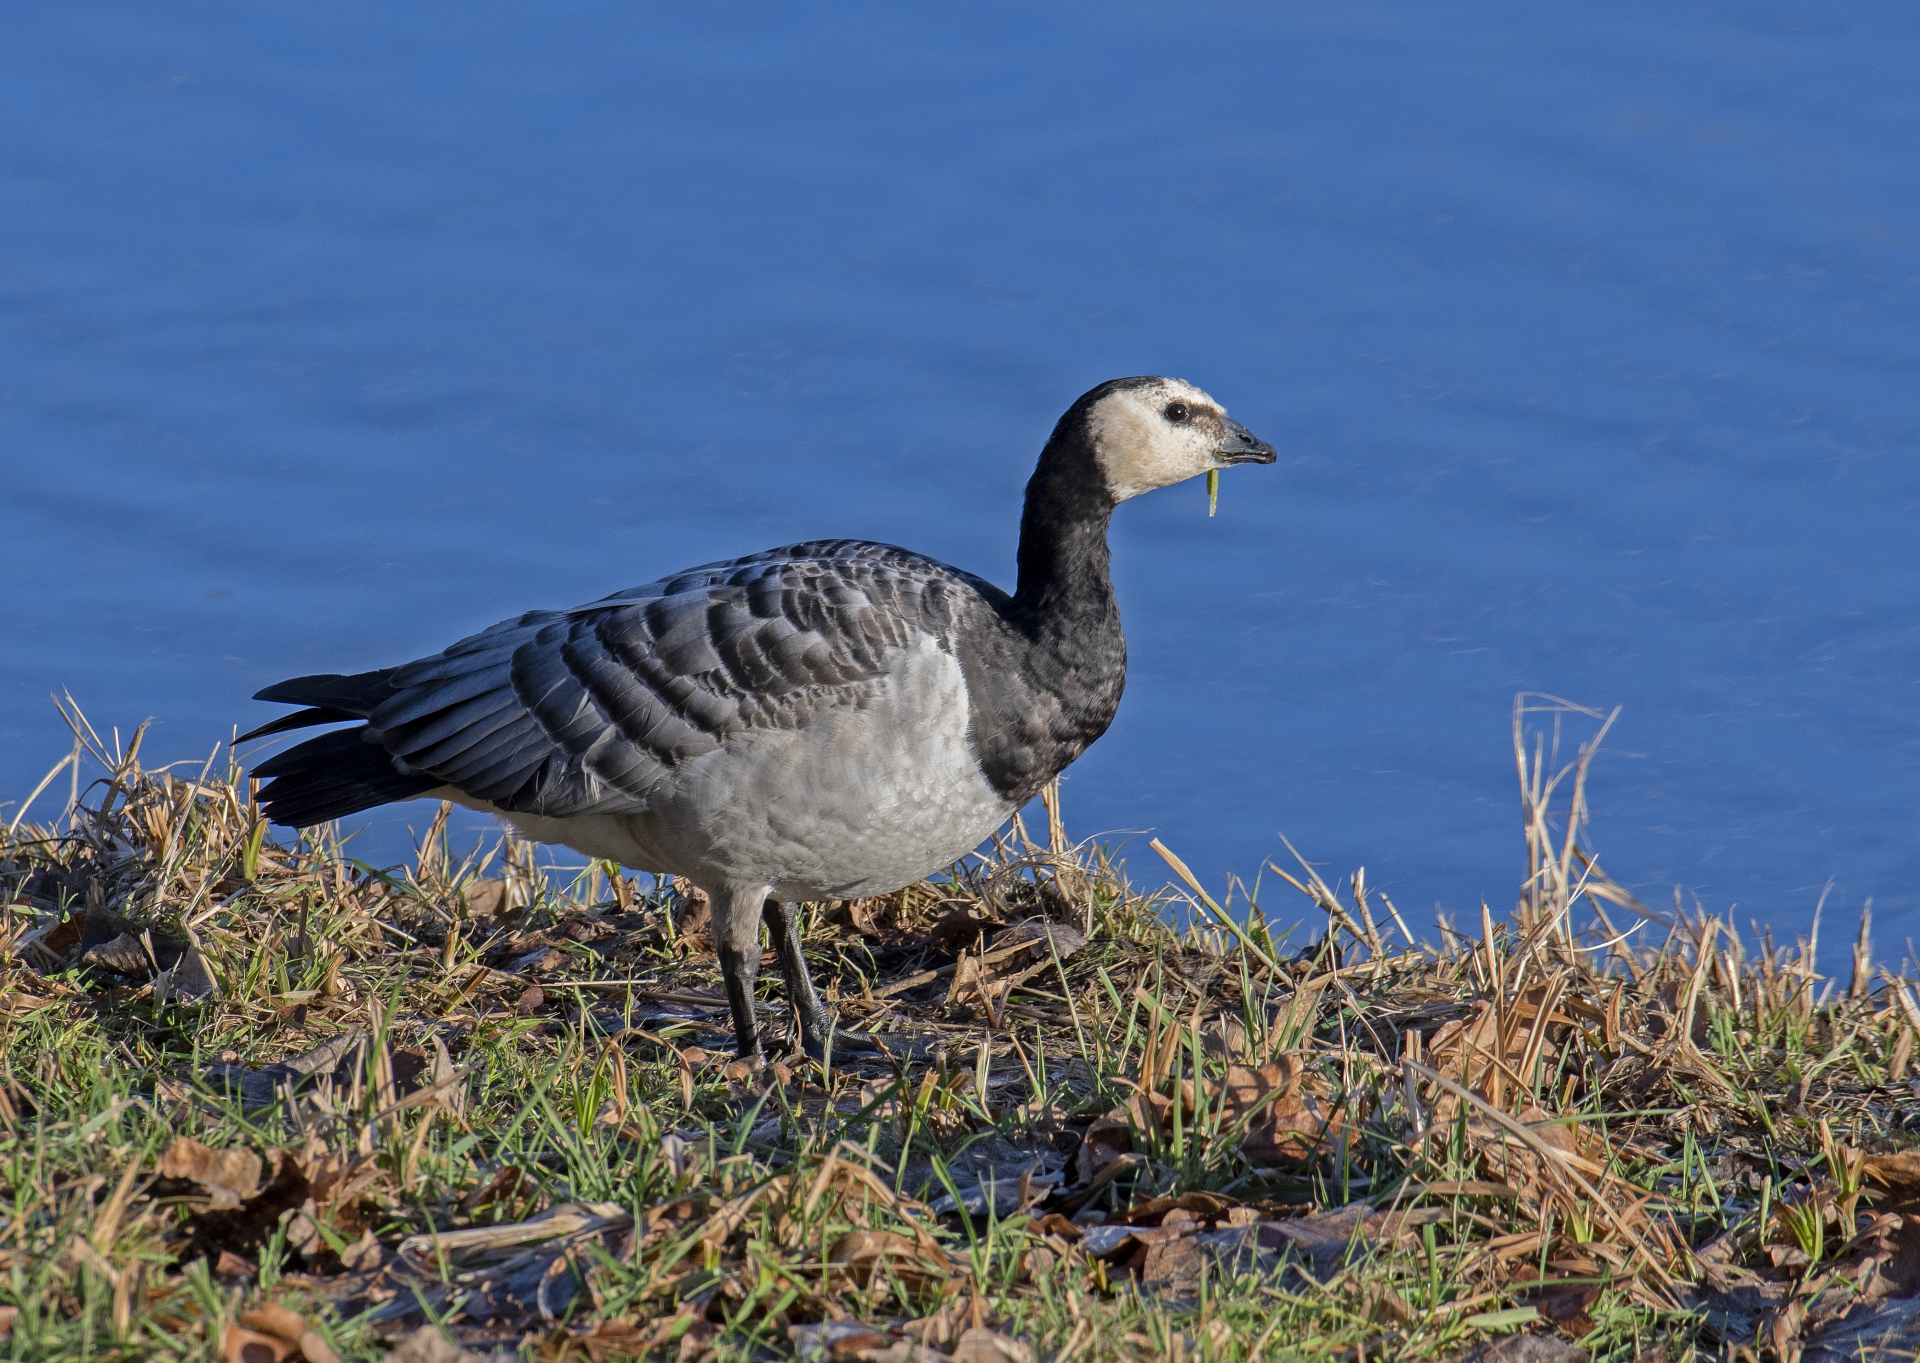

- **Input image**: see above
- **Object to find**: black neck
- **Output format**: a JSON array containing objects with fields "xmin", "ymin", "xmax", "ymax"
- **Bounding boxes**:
[
  {"xmin": 954, "ymin": 408, "xmax": 1130, "ymax": 807},
  {"xmin": 1010, "ymin": 434, "xmax": 1119, "ymax": 633}
]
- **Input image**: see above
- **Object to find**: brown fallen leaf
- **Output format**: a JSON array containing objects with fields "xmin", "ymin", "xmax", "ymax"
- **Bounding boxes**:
[
  {"xmin": 670, "ymin": 879, "xmax": 712, "ymax": 939},
  {"xmin": 1847, "ymin": 1210, "xmax": 1920, "ymax": 1301},
  {"xmin": 230, "ymin": 1306, "xmax": 343, "ymax": 1363},
  {"xmin": 239, "ymin": 1307, "xmax": 302, "ymax": 1342},
  {"xmin": 928, "ymin": 904, "xmax": 1001, "ymax": 951},
  {"xmin": 854, "ymin": 1341, "xmax": 950, "ymax": 1363},
  {"xmin": 1861, "ymin": 1152, "xmax": 1920, "ymax": 1208},
  {"xmin": 1769, "ymin": 1298, "xmax": 1808, "ymax": 1363},
  {"xmin": 1076, "ymin": 1055, "xmax": 1353, "ymax": 1177},
  {"xmin": 1685, "ymin": 1234, "xmax": 1789, "ymax": 1345},
  {"xmin": 1253, "ymin": 1203, "xmax": 1402, "ymax": 1281},
  {"xmin": 212, "ymin": 1248, "xmax": 256, "ymax": 1284},
  {"xmin": 1423, "ymin": 984, "xmax": 1581, "ymax": 1120},
  {"xmin": 1527, "ymin": 1281, "xmax": 1604, "ymax": 1338},
  {"xmin": 383, "ymin": 1323, "xmax": 512, "ymax": 1362},
  {"xmin": 286, "ymin": 1137, "xmax": 389, "ymax": 1235},
  {"xmin": 1215, "ymin": 1056, "xmax": 1354, "ymax": 1166},
  {"xmin": 949, "ymin": 1327, "xmax": 1033, "ymax": 1363},
  {"xmin": 1137, "ymin": 1229, "xmax": 1209, "ymax": 1289},
  {"xmin": 829, "ymin": 1228, "xmax": 953, "ymax": 1293},
  {"xmin": 900, "ymin": 1293, "xmax": 973, "ymax": 1349},
  {"xmin": 81, "ymin": 931, "xmax": 157, "ymax": 976},
  {"xmin": 1464, "ymin": 1104, "xmax": 1606, "ymax": 1198},
  {"xmin": 789, "ymin": 1321, "xmax": 893, "ymax": 1362},
  {"xmin": 36, "ymin": 908, "xmax": 83, "ymax": 955},
  {"xmin": 1074, "ymin": 1107, "xmax": 1137, "ymax": 1184},
  {"xmin": 1078, "ymin": 1089, "xmax": 1174, "ymax": 1181},
  {"xmin": 826, "ymin": 897, "xmax": 882, "ymax": 938},
  {"xmin": 339, "ymin": 1227, "xmax": 385, "ymax": 1271},
  {"xmin": 458, "ymin": 1164, "xmax": 528, "ymax": 1217},
  {"xmin": 298, "ymin": 1329, "xmax": 343, "ymax": 1363},
  {"xmin": 723, "ymin": 1057, "xmax": 791, "ymax": 1085},
  {"xmin": 160, "ymin": 1136, "xmax": 263, "ymax": 1210},
  {"xmin": 222, "ymin": 1324, "xmax": 299, "ymax": 1363},
  {"xmin": 458, "ymin": 878, "xmax": 511, "ymax": 921},
  {"xmin": 538, "ymin": 1316, "xmax": 658, "ymax": 1363},
  {"xmin": 1112, "ymin": 1190, "xmax": 1240, "ymax": 1226}
]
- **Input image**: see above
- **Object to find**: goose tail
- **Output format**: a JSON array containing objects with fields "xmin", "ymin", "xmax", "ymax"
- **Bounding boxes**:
[{"xmin": 242, "ymin": 669, "xmax": 439, "ymax": 826}]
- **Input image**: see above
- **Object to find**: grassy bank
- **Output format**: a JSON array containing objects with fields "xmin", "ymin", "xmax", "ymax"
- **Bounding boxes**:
[{"xmin": 3, "ymin": 697, "xmax": 1918, "ymax": 1363}]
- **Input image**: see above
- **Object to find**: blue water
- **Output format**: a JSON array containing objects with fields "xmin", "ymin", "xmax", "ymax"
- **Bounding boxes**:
[{"xmin": 4, "ymin": 3, "xmax": 1917, "ymax": 950}]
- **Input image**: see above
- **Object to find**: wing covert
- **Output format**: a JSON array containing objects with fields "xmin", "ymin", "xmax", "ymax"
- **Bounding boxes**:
[{"xmin": 364, "ymin": 541, "xmax": 998, "ymax": 819}]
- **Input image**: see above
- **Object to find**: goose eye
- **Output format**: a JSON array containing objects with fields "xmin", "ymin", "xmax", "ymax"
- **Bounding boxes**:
[{"xmin": 1164, "ymin": 402, "xmax": 1190, "ymax": 424}]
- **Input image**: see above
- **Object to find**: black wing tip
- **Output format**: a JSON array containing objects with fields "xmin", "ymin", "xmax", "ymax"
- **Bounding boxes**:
[
  {"xmin": 254, "ymin": 673, "xmax": 348, "ymax": 703},
  {"xmin": 249, "ymin": 726, "xmax": 364, "ymax": 780},
  {"xmin": 255, "ymin": 769, "xmax": 442, "ymax": 827},
  {"xmin": 236, "ymin": 706, "xmax": 362, "ymax": 744},
  {"xmin": 247, "ymin": 726, "xmax": 440, "ymax": 824},
  {"xmin": 252, "ymin": 668, "xmax": 400, "ymax": 710},
  {"xmin": 257, "ymin": 781, "xmax": 439, "ymax": 828}
]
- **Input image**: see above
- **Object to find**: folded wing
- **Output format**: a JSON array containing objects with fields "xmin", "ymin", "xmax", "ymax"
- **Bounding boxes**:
[{"xmin": 247, "ymin": 541, "xmax": 999, "ymax": 826}]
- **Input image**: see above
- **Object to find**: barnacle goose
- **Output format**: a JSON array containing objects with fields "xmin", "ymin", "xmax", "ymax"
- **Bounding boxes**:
[{"xmin": 242, "ymin": 377, "xmax": 1275, "ymax": 1060}]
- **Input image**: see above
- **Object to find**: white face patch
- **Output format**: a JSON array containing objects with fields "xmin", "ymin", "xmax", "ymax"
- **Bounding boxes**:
[{"xmin": 1086, "ymin": 378, "xmax": 1235, "ymax": 502}]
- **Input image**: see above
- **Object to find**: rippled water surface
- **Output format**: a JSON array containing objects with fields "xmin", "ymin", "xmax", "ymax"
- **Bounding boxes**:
[{"xmin": 4, "ymin": 2, "xmax": 1917, "ymax": 945}]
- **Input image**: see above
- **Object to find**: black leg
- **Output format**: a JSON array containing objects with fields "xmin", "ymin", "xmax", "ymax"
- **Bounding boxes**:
[
  {"xmin": 717, "ymin": 944, "xmax": 762, "ymax": 1059},
  {"xmin": 763, "ymin": 899, "xmax": 831, "ymax": 1059}
]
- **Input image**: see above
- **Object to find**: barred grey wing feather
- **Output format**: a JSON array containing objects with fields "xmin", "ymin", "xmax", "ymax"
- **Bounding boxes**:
[{"xmin": 355, "ymin": 543, "xmax": 990, "ymax": 822}]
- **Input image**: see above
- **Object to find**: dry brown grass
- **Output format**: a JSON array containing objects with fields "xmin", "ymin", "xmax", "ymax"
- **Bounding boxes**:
[{"xmin": 4, "ymin": 695, "xmax": 1920, "ymax": 1363}]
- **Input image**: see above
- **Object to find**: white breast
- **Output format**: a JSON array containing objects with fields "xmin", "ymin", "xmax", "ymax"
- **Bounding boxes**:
[{"xmin": 467, "ymin": 639, "xmax": 1011, "ymax": 899}]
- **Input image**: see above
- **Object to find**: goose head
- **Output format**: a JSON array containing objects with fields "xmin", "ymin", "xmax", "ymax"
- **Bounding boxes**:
[{"xmin": 1078, "ymin": 376, "xmax": 1275, "ymax": 504}]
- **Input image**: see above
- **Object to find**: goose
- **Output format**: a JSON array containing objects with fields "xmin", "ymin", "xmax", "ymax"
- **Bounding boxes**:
[{"xmin": 241, "ymin": 377, "xmax": 1275, "ymax": 1061}]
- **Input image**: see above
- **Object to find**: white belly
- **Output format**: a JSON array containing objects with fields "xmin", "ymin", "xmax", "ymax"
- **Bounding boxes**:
[{"xmin": 448, "ymin": 642, "xmax": 1011, "ymax": 899}]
